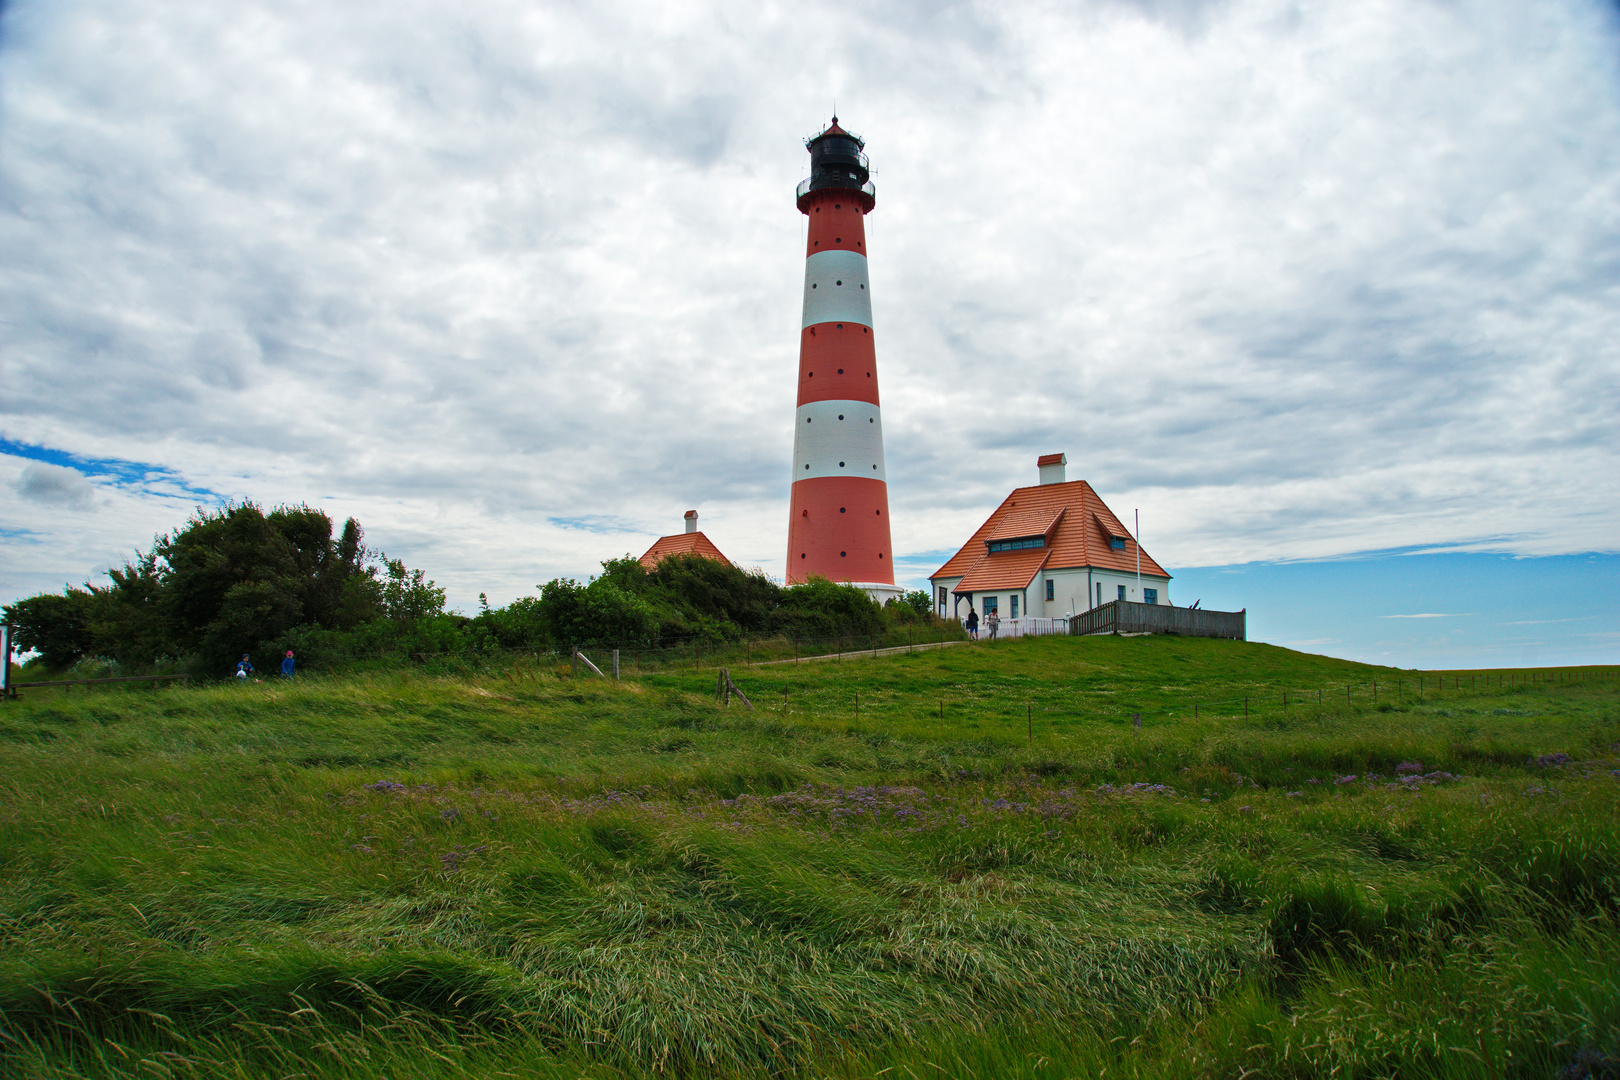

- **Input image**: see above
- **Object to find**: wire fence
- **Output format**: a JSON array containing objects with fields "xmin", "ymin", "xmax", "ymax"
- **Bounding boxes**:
[
  {"xmin": 2, "ymin": 624, "xmax": 974, "ymax": 693},
  {"xmin": 700, "ymin": 662, "xmax": 1619, "ymax": 737}
]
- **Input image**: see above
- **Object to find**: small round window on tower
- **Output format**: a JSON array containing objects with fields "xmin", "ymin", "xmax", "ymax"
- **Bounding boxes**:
[
  {"xmin": 839, "ymin": 461, "xmax": 845, "ymax": 467},
  {"xmin": 840, "ymin": 551, "xmax": 847, "ymax": 557},
  {"xmin": 837, "ymin": 368, "xmax": 844, "ymax": 373},
  {"xmin": 839, "ymin": 507, "xmax": 846, "ymax": 513},
  {"xmin": 838, "ymin": 414, "xmax": 844, "ymax": 420},
  {"xmin": 836, "ymin": 280, "xmax": 842, "ymax": 286}
]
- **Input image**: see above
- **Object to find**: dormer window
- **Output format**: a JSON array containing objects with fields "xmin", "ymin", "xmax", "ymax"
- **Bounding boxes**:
[
  {"xmin": 1109, "ymin": 537, "xmax": 1126, "ymax": 550},
  {"xmin": 988, "ymin": 537, "xmax": 1045, "ymax": 553}
]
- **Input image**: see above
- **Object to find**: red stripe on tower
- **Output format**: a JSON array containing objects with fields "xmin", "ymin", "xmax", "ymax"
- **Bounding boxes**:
[{"xmin": 786, "ymin": 117, "xmax": 895, "ymax": 595}]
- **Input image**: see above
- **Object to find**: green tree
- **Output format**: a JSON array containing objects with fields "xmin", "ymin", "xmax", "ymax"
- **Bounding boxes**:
[
  {"xmin": 3, "ymin": 503, "xmax": 401, "ymax": 676},
  {"xmin": 3, "ymin": 590, "xmax": 99, "ymax": 669}
]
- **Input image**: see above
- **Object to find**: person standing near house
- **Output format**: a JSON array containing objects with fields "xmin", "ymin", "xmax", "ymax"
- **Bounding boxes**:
[
  {"xmin": 986, "ymin": 609, "xmax": 1000, "ymax": 640},
  {"xmin": 965, "ymin": 608, "xmax": 979, "ymax": 639},
  {"xmin": 281, "ymin": 650, "xmax": 296, "ymax": 679},
  {"xmin": 235, "ymin": 654, "xmax": 253, "ymax": 680}
]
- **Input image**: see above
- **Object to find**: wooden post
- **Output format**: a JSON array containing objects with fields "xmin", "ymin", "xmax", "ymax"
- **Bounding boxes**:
[
  {"xmin": 724, "ymin": 670, "xmax": 753, "ymax": 709},
  {"xmin": 612, "ymin": 650, "xmax": 620, "ymax": 680},
  {"xmin": 571, "ymin": 647, "xmax": 578, "ymax": 677},
  {"xmin": 1244, "ymin": 697, "xmax": 1248, "ymax": 717},
  {"xmin": 1373, "ymin": 680, "xmax": 1377, "ymax": 701},
  {"xmin": 717, "ymin": 668, "xmax": 728, "ymax": 703},
  {"xmin": 939, "ymin": 697, "xmax": 943, "ymax": 719},
  {"xmin": 1027, "ymin": 703, "xmax": 1032, "ymax": 746}
]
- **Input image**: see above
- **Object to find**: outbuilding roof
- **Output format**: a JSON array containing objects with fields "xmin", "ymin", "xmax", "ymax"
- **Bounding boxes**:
[
  {"xmin": 930, "ymin": 479, "xmax": 1170, "ymax": 587},
  {"xmin": 638, "ymin": 531, "xmax": 732, "ymax": 570}
]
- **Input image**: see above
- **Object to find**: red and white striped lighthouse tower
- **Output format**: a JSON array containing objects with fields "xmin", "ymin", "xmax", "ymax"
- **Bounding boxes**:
[{"xmin": 786, "ymin": 118, "xmax": 899, "ymax": 599}]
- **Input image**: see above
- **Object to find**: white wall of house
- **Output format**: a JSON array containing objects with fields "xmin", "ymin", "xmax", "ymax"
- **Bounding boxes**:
[
  {"xmin": 1038, "ymin": 568, "xmax": 1169, "ymax": 615},
  {"xmin": 932, "ymin": 569, "xmax": 1170, "ymax": 622}
]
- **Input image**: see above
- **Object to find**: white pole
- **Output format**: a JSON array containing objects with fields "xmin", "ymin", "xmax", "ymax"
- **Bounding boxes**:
[{"xmin": 1135, "ymin": 509, "xmax": 1141, "ymax": 600}]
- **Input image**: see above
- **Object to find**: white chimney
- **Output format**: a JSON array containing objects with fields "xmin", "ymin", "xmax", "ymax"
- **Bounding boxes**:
[
  {"xmin": 1037, "ymin": 453, "xmax": 1067, "ymax": 485},
  {"xmin": 684, "ymin": 510, "xmax": 698, "ymax": 534}
]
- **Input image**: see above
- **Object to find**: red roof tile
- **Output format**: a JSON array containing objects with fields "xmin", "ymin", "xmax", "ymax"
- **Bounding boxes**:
[
  {"xmin": 954, "ymin": 547, "xmax": 1051, "ymax": 593},
  {"xmin": 1036, "ymin": 453, "xmax": 1065, "ymax": 467},
  {"xmin": 930, "ymin": 480, "xmax": 1170, "ymax": 583},
  {"xmin": 987, "ymin": 506, "xmax": 1065, "ymax": 543},
  {"xmin": 639, "ymin": 531, "xmax": 732, "ymax": 570}
]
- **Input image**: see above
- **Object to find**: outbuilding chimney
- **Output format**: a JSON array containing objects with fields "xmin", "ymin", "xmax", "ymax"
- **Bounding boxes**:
[
  {"xmin": 1037, "ymin": 453, "xmax": 1067, "ymax": 485},
  {"xmin": 684, "ymin": 510, "xmax": 698, "ymax": 534}
]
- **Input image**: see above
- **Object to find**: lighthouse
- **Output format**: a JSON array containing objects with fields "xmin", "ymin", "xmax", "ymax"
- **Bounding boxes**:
[{"xmin": 786, "ymin": 118, "xmax": 901, "ymax": 603}]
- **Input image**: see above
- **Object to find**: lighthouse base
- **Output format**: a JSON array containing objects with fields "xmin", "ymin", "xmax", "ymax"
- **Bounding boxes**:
[{"xmin": 847, "ymin": 581, "xmax": 908, "ymax": 607}]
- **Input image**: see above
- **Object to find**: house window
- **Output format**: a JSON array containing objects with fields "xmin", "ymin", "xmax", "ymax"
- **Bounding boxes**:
[
  {"xmin": 1109, "ymin": 537, "xmax": 1126, "ymax": 550},
  {"xmin": 988, "ymin": 537, "xmax": 1044, "ymax": 552},
  {"xmin": 1118, "ymin": 585, "xmax": 1127, "ymax": 601},
  {"xmin": 1010, "ymin": 595, "xmax": 1019, "ymax": 619},
  {"xmin": 938, "ymin": 586, "xmax": 948, "ymax": 610},
  {"xmin": 1143, "ymin": 588, "xmax": 1158, "ymax": 605},
  {"xmin": 1096, "ymin": 583, "xmax": 1102, "ymax": 608},
  {"xmin": 1045, "ymin": 580, "xmax": 1054, "ymax": 602},
  {"xmin": 983, "ymin": 596, "xmax": 999, "ymax": 615}
]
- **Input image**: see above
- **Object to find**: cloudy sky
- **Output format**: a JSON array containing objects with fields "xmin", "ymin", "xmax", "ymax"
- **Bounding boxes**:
[{"xmin": 3, "ymin": 0, "xmax": 1618, "ymax": 665}]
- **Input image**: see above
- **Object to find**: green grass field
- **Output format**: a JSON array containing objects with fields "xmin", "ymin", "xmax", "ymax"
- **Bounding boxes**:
[{"xmin": 1, "ymin": 635, "xmax": 1616, "ymax": 1078}]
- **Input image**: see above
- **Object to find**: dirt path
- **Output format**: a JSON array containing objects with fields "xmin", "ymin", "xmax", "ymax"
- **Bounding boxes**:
[{"xmin": 744, "ymin": 638, "xmax": 972, "ymax": 667}]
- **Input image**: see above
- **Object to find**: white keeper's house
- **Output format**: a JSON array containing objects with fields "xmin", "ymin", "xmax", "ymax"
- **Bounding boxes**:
[{"xmin": 929, "ymin": 454, "xmax": 1171, "ymax": 622}]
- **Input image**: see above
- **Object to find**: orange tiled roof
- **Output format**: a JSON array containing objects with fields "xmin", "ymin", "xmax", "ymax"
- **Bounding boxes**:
[
  {"xmin": 1036, "ymin": 453, "xmax": 1065, "ymax": 467},
  {"xmin": 930, "ymin": 480, "xmax": 1170, "ymax": 584},
  {"xmin": 987, "ymin": 506, "xmax": 1065, "ymax": 543},
  {"xmin": 639, "ymin": 531, "xmax": 732, "ymax": 570},
  {"xmin": 954, "ymin": 547, "xmax": 1051, "ymax": 593}
]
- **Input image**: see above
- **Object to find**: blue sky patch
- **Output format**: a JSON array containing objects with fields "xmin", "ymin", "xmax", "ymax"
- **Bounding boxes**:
[{"xmin": 0, "ymin": 438, "xmax": 219, "ymax": 501}]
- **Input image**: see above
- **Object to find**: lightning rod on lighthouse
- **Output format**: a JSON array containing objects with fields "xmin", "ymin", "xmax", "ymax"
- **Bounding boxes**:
[{"xmin": 785, "ymin": 117, "xmax": 901, "ymax": 603}]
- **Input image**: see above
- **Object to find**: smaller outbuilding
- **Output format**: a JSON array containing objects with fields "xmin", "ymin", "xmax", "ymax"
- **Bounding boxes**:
[
  {"xmin": 639, "ymin": 511, "xmax": 732, "ymax": 570},
  {"xmin": 929, "ymin": 454, "xmax": 1171, "ymax": 623}
]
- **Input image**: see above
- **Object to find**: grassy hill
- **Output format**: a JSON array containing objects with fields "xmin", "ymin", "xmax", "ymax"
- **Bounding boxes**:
[{"xmin": 1, "ymin": 635, "xmax": 1616, "ymax": 1078}]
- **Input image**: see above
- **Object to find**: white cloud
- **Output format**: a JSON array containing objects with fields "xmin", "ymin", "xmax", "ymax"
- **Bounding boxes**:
[
  {"xmin": 1380, "ymin": 613, "xmax": 1468, "ymax": 619},
  {"xmin": 2, "ymin": 0, "xmax": 1618, "ymax": 611},
  {"xmin": 13, "ymin": 462, "xmax": 96, "ymax": 509}
]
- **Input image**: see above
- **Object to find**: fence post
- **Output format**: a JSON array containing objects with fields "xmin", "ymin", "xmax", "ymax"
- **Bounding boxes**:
[
  {"xmin": 1244, "ymin": 696, "xmax": 1248, "ymax": 717},
  {"xmin": 1027, "ymin": 703, "xmax": 1032, "ymax": 746},
  {"xmin": 0, "ymin": 624, "xmax": 10, "ymax": 701},
  {"xmin": 571, "ymin": 647, "xmax": 578, "ymax": 678},
  {"xmin": 612, "ymin": 649, "xmax": 620, "ymax": 680}
]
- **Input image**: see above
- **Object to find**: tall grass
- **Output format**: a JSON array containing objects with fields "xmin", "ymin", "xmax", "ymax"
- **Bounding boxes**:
[{"xmin": 1, "ymin": 636, "xmax": 1616, "ymax": 1077}]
